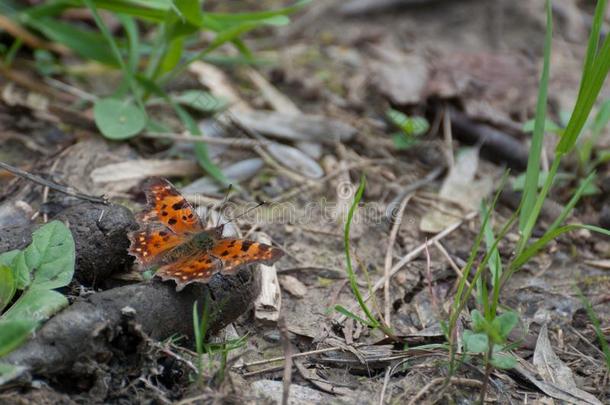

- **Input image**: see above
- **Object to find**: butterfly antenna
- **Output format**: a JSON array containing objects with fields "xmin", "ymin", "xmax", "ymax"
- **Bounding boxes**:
[
  {"xmin": 219, "ymin": 201, "xmax": 266, "ymax": 228},
  {"xmin": 215, "ymin": 184, "xmax": 233, "ymax": 227}
]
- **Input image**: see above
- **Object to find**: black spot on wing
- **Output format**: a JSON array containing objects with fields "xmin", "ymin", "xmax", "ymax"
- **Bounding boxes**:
[
  {"xmin": 240, "ymin": 241, "xmax": 253, "ymax": 252},
  {"xmin": 172, "ymin": 201, "xmax": 187, "ymax": 210},
  {"xmin": 168, "ymin": 218, "xmax": 177, "ymax": 225}
]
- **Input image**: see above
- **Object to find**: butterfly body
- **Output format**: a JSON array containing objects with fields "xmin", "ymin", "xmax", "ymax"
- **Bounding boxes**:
[
  {"xmin": 128, "ymin": 178, "xmax": 283, "ymax": 291},
  {"xmin": 159, "ymin": 229, "xmax": 219, "ymax": 264}
]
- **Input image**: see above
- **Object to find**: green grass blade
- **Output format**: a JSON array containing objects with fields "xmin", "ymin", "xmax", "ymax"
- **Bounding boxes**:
[
  {"xmin": 516, "ymin": 158, "xmax": 560, "ymax": 255},
  {"xmin": 334, "ymin": 305, "xmax": 375, "ymax": 328},
  {"xmin": 512, "ymin": 223, "xmax": 610, "ymax": 270},
  {"xmin": 557, "ymin": 22, "xmax": 610, "ymax": 154},
  {"xmin": 519, "ymin": 0, "xmax": 552, "ymax": 233},
  {"xmin": 546, "ymin": 171, "xmax": 595, "ymax": 234},
  {"xmin": 343, "ymin": 175, "xmax": 380, "ymax": 328}
]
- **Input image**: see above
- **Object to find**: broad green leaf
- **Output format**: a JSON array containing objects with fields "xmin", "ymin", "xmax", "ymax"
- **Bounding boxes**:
[
  {"xmin": 0, "ymin": 250, "xmax": 29, "ymax": 290},
  {"xmin": 2, "ymin": 289, "xmax": 68, "ymax": 323},
  {"xmin": 0, "ymin": 319, "xmax": 37, "ymax": 357},
  {"xmin": 172, "ymin": 90, "xmax": 227, "ymax": 112},
  {"xmin": 10, "ymin": 252, "xmax": 30, "ymax": 290},
  {"xmin": 0, "ymin": 266, "xmax": 16, "ymax": 313},
  {"xmin": 462, "ymin": 330, "xmax": 488, "ymax": 354},
  {"xmin": 94, "ymin": 98, "xmax": 147, "ymax": 139},
  {"xmin": 470, "ymin": 310, "xmax": 487, "ymax": 333},
  {"xmin": 491, "ymin": 312, "xmax": 518, "ymax": 342},
  {"xmin": 386, "ymin": 109, "xmax": 429, "ymax": 136},
  {"xmin": 490, "ymin": 351, "xmax": 517, "ymax": 369},
  {"xmin": 392, "ymin": 133, "xmax": 419, "ymax": 150},
  {"xmin": 24, "ymin": 221, "xmax": 75, "ymax": 290},
  {"xmin": 0, "ymin": 363, "xmax": 27, "ymax": 386}
]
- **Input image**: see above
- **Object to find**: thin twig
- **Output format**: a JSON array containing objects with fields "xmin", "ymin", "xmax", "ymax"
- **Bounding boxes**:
[
  {"xmin": 433, "ymin": 241, "xmax": 477, "ymax": 301},
  {"xmin": 383, "ymin": 193, "xmax": 412, "ymax": 324},
  {"xmin": 0, "ymin": 161, "xmax": 108, "ymax": 204},
  {"xmin": 141, "ymin": 132, "xmax": 272, "ymax": 147},
  {"xmin": 424, "ymin": 239, "xmax": 439, "ymax": 313},
  {"xmin": 279, "ymin": 315, "xmax": 293, "ymax": 405},
  {"xmin": 234, "ymin": 345, "xmax": 352, "ymax": 369},
  {"xmin": 378, "ymin": 366, "xmax": 392, "ymax": 405}
]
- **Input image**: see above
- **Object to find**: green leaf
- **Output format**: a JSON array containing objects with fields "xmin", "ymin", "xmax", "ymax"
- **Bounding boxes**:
[
  {"xmin": 23, "ymin": 221, "xmax": 75, "ymax": 290},
  {"xmin": 490, "ymin": 351, "xmax": 517, "ymax": 369},
  {"xmin": 0, "ymin": 362, "xmax": 27, "ymax": 386},
  {"xmin": 462, "ymin": 330, "xmax": 488, "ymax": 354},
  {"xmin": 386, "ymin": 109, "xmax": 429, "ymax": 136},
  {"xmin": 172, "ymin": 90, "xmax": 227, "ymax": 112},
  {"xmin": 135, "ymin": 75, "xmax": 230, "ymax": 186},
  {"xmin": 0, "ymin": 266, "xmax": 16, "ymax": 313},
  {"xmin": 519, "ymin": 0, "xmax": 552, "ymax": 234},
  {"xmin": 557, "ymin": 0, "xmax": 610, "ymax": 155},
  {"xmin": 94, "ymin": 98, "xmax": 147, "ymax": 139},
  {"xmin": 175, "ymin": 0, "xmax": 204, "ymax": 26},
  {"xmin": 24, "ymin": 17, "xmax": 116, "ymax": 66},
  {"xmin": 2, "ymin": 289, "xmax": 68, "ymax": 323},
  {"xmin": 0, "ymin": 319, "xmax": 37, "ymax": 357},
  {"xmin": 159, "ymin": 36, "xmax": 185, "ymax": 75},
  {"xmin": 392, "ymin": 133, "xmax": 419, "ymax": 150},
  {"xmin": 343, "ymin": 175, "xmax": 380, "ymax": 329},
  {"xmin": 512, "ymin": 171, "xmax": 549, "ymax": 191},
  {"xmin": 470, "ymin": 310, "xmax": 487, "ymax": 333},
  {"xmin": 0, "ymin": 251, "xmax": 27, "ymax": 290},
  {"xmin": 491, "ymin": 311, "xmax": 518, "ymax": 342},
  {"xmin": 10, "ymin": 252, "xmax": 30, "ymax": 290},
  {"xmin": 521, "ymin": 118, "xmax": 563, "ymax": 134}
]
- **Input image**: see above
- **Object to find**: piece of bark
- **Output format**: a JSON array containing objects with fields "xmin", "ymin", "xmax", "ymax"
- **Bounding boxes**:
[
  {"xmin": 254, "ymin": 233, "xmax": 281, "ymax": 324},
  {"xmin": 0, "ymin": 202, "xmax": 136, "ymax": 287},
  {"xmin": 3, "ymin": 272, "xmax": 260, "ymax": 376}
]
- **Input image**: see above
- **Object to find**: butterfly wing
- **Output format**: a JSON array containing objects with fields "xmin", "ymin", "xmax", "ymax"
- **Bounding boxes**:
[
  {"xmin": 139, "ymin": 177, "xmax": 203, "ymax": 235},
  {"xmin": 155, "ymin": 251, "xmax": 222, "ymax": 291},
  {"xmin": 210, "ymin": 239, "xmax": 283, "ymax": 274},
  {"xmin": 128, "ymin": 225, "xmax": 186, "ymax": 266}
]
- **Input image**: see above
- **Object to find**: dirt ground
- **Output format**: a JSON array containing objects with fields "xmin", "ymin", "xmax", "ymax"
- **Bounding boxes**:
[{"xmin": 1, "ymin": 0, "xmax": 610, "ymax": 403}]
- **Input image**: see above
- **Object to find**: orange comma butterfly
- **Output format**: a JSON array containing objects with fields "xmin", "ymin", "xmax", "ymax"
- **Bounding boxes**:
[{"xmin": 128, "ymin": 177, "xmax": 283, "ymax": 291}]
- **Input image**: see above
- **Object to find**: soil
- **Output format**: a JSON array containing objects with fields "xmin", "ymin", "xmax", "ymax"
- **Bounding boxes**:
[{"xmin": 1, "ymin": 0, "xmax": 610, "ymax": 404}]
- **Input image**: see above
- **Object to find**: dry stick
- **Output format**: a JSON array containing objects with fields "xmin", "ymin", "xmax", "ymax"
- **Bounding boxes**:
[
  {"xmin": 336, "ymin": 211, "xmax": 478, "ymax": 324},
  {"xmin": 0, "ymin": 161, "xmax": 108, "ymax": 204},
  {"xmin": 278, "ymin": 315, "xmax": 293, "ymax": 405},
  {"xmin": 383, "ymin": 193, "xmax": 412, "ymax": 324},
  {"xmin": 234, "ymin": 345, "xmax": 351, "ymax": 370},
  {"xmin": 424, "ymin": 239, "xmax": 439, "ymax": 312},
  {"xmin": 443, "ymin": 105, "xmax": 455, "ymax": 168},
  {"xmin": 378, "ymin": 366, "xmax": 392, "ymax": 405},
  {"xmin": 433, "ymin": 240, "xmax": 477, "ymax": 301},
  {"xmin": 141, "ymin": 132, "xmax": 272, "ymax": 147}
]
